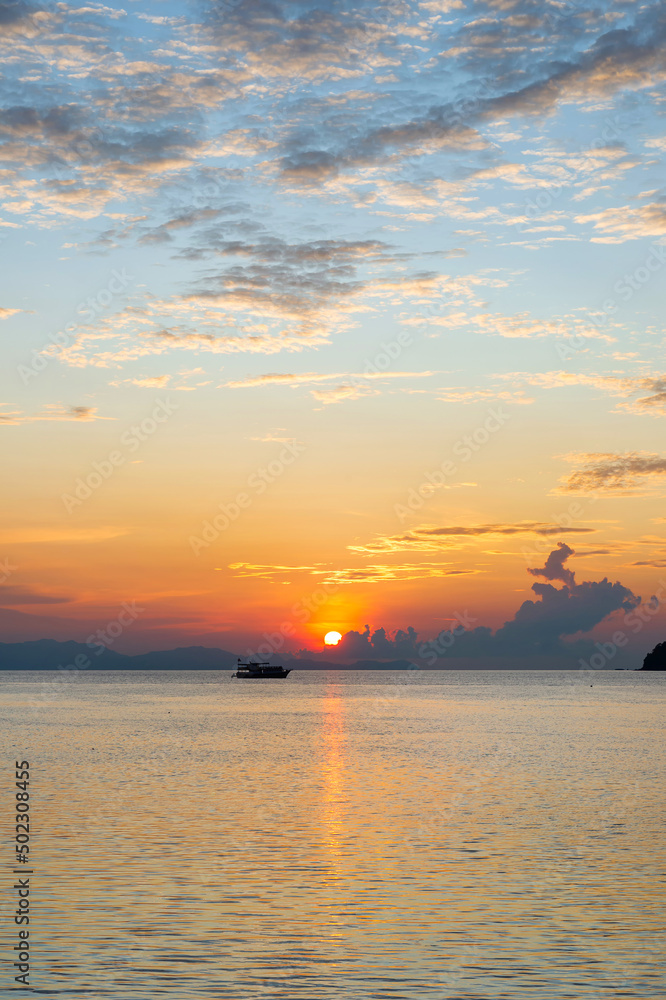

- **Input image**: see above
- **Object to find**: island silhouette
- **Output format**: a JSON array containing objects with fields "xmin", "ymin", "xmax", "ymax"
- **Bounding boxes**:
[{"xmin": 641, "ymin": 641, "xmax": 666, "ymax": 670}]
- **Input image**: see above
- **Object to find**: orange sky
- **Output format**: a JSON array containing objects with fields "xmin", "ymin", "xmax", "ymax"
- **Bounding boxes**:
[{"xmin": 1, "ymin": 0, "xmax": 666, "ymax": 663}]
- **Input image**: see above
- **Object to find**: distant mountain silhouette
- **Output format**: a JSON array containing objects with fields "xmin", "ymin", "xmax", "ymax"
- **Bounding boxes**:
[
  {"xmin": 129, "ymin": 646, "xmax": 239, "ymax": 670},
  {"xmin": 285, "ymin": 657, "xmax": 416, "ymax": 671},
  {"xmin": 0, "ymin": 639, "xmax": 238, "ymax": 671},
  {"xmin": 0, "ymin": 640, "xmax": 415, "ymax": 671},
  {"xmin": 640, "ymin": 641, "xmax": 666, "ymax": 670},
  {"xmin": 0, "ymin": 639, "xmax": 128, "ymax": 670}
]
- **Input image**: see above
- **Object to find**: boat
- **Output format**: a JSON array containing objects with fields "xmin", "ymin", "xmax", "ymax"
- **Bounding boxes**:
[{"xmin": 231, "ymin": 658, "xmax": 291, "ymax": 679}]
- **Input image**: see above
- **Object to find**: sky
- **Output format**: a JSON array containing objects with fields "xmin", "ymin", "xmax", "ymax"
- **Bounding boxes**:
[{"xmin": 1, "ymin": 0, "xmax": 665, "ymax": 666}]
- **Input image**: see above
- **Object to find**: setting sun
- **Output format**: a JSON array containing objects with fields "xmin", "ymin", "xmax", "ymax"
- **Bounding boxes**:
[{"xmin": 324, "ymin": 631, "xmax": 343, "ymax": 646}]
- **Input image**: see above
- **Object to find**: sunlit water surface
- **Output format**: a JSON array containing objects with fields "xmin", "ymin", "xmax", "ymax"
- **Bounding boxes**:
[{"xmin": 1, "ymin": 670, "xmax": 664, "ymax": 999}]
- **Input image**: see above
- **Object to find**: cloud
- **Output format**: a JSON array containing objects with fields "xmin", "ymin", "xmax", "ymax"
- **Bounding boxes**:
[
  {"xmin": 204, "ymin": 1, "xmax": 425, "ymax": 87},
  {"xmin": 340, "ymin": 625, "xmax": 420, "ymax": 660},
  {"xmin": 0, "ymin": 585, "xmax": 72, "ymax": 605},
  {"xmin": 290, "ymin": 547, "xmax": 644, "ymax": 664},
  {"xmin": 620, "ymin": 377, "xmax": 666, "ymax": 415},
  {"xmin": 575, "ymin": 202, "xmax": 666, "ymax": 243},
  {"xmin": 249, "ymin": 428, "xmax": 292, "ymax": 443},
  {"xmin": 0, "ymin": 2, "xmax": 246, "ymax": 222},
  {"xmin": 87, "ymin": 241, "xmax": 475, "ymax": 365},
  {"xmin": 321, "ymin": 563, "xmax": 478, "ymax": 584},
  {"xmin": 302, "ymin": 624, "xmax": 424, "ymax": 662},
  {"xmin": 49, "ymin": 239, "xmax": 476, "ymax": 368},
  {"xmin": 471, "ymin": 311, "xmax": 571, "ymax": 339},
  {"xmin": 0, "ymin": 108, "xmax": 207, "ymax": 219},
  {"xmin": 483, "ymin": 578, "xmax": 638, "ymax": 657},
  {"xmin": 556, "ymin": 452, "xmax": 666, "ymax": 495},
  {"xmin": 38, "ymin": 404, "xmax": 103, "ymax": 421},
  {"xmin": 309, "ymin": 383, "xmax": 379, "ymax": 406},
  {"xmin": 254, "ymin": 2, "xmax": 666, "ymax": 191},
  {"xmin": 228, "ymin": 559, "xmax": 476, "ymax": 585},
  {"xmin": 109, "ymin": 369, "xmax": 214, "ymax": 391},
  {"xmin": 121, "ymin": 376, "xmax": 171, "ymax": 389},
  {"xmin": 226, "ymin": 368, "xmax": 439, "ymax": 404},
  {"xmin": 0, "ymin": 404, "xmax": 110, "ymax": 424},
  {"xmin": 0, "ymin": 0, "xmax": 39, "ymax": 31},
  {"xmin": 226, "ymin": 369, "xmax": 436, "ymax": 388},
  {"xmin": 503, "ymin": 372, "xmax": 666, "ymax": 416},
  {"xmin": 227, "ymin": 562, "xmax": 321, "ymax": 579},
  {"xmin": 418, "ymin": 545, "xmax": 642, "ymax": 661},
  {"xmin": 349, "ymin": 522, "xmax": 596, "ymax": 554},
  {"xmin": 406, "ymin": 308, "xmax": 616, "ymax": 344},
  {"xmin": 1, "ymin": 0, "xmax": 663, "ymax": 241},
  {"xmin": 53, "ymin": 313, "xmax": 332, "ymax": 367},
  {"xmin": 180, "ymin": 236, "xmax": 399, "ymax": 346},
  {"xmin": 436, "ymin": 387, "xmax": 534, "ymax": 405},
  {"xmin": 0, "ymin": 526, "xmax": 128, "ymax": 544},
  {"xmin": 137, "ymin": 207, "xmax": 230, "ymax": 246},
  {"xmin": 527, "ymin": 541, "xmax": 576, "ymax": 587},
  {"xmin": 0, "ymin": 406, "xmax": 22, "ymax": 425}
]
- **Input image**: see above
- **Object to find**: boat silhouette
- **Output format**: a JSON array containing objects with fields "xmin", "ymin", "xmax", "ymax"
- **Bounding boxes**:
[{"xmin": 231, "ymin": 658, "xmax": 291, "ymax": 679}]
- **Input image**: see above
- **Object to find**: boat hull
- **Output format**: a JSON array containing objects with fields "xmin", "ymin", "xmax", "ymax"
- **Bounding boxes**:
[
  {"xmin": 232, "ymin": 668, "xmax": 291, "ymax": 679},
  {"xmin": 234, "ymin": 674, "xmax": 290, "ymax": 679}
]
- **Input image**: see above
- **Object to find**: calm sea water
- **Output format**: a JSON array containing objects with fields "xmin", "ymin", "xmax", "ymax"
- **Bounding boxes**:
[{"xmin": 1, "ymin": 670, "xmax": 664, "ymax": 998}]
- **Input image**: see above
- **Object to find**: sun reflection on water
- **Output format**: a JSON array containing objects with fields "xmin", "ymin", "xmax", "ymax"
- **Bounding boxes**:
[{"xmin": 320, "ymin": 686, "xmax": 348, "ymax": 885}]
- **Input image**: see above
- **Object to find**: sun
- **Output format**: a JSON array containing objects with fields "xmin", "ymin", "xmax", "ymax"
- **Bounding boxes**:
[{"xmin": 324, "ymin": 631, "xmax": 343, "ymax": 646}]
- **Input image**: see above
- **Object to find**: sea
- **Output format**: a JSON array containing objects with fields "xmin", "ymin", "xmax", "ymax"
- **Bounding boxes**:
[{"xmin": 1, "ymin": 669, "xmax": 664, "ymax": 999}]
